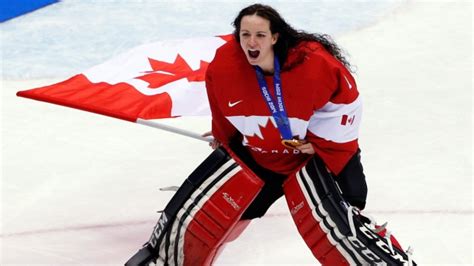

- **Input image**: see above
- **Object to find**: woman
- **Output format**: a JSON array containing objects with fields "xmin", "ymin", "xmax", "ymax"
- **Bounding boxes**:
[
  {"xmin": 205, "ymin": 3, "xmax": 367, "ymax": 220},
  {"xmin": 201, "ymin": 5, "xmax": 417, "ymax": 265},
  {"xmin": 126, "ymin": 4, "xmax": 414, "ymax": 266}
]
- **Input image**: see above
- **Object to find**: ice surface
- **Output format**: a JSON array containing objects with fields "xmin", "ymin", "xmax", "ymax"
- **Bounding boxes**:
[
  {"xmin": 1, "ymin": 0, "xmax": 472, "ymax": 265},
  {"xmin": 2, "ymin": 0, "xmax": 404, "ymax": 79}
]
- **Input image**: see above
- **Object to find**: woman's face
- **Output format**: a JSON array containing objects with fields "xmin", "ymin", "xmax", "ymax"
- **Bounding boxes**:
[{"xmin": 239, "ymin": 14, "xmax": 279, "ymax": 71}]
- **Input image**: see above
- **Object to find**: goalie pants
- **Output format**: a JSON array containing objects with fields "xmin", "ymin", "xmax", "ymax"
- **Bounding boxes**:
[{"xmin": 230, "ymin": 141, "xmax": 368, "ymax": 219}]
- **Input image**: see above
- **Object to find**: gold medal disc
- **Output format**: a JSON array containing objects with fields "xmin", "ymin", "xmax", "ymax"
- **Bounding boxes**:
[{"xmin": 281, "ymin": 139, "xmax": 304, "ymax": 149}]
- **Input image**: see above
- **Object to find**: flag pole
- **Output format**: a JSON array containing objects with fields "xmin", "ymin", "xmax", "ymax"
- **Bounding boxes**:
[{"xmin": 136, "ymin": 118, "xmax": 213, "ymax": 143}]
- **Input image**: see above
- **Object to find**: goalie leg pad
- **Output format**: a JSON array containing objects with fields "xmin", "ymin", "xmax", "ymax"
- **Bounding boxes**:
[
  {"xmin": 202, "ymin": 219, "xmax": 251, "ymax": 265},
  {"xmin": 284, "ymin": 167, "xmax": 353, "ymax": 265},
  {"xmin": 283, "ymin": 155, "xmax": 416, "ymax": 266},
  {"xmin": 126, "ymin": 147, "xmax": 263, "ymax": 266}
]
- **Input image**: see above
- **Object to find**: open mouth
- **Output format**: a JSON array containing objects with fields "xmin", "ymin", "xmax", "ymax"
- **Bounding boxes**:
[{"xmin": 248, "ymin": 50, "xmax": 260, "ymax": 59}]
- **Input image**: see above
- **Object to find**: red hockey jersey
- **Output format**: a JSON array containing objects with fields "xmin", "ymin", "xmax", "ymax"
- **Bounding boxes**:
[{"xmin": 206, "ymin": 40, "xmax": 361, "ymax": 175}]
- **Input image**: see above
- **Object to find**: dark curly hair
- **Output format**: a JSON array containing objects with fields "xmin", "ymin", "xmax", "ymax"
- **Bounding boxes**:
[{"xmin": 232, "ymin": 3, "xmax": 353, "ymax": 72}]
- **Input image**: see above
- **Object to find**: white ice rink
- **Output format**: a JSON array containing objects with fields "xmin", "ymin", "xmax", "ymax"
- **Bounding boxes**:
[{"xmin": 1, "ymin": 0, "xmax": 472, "ymax": 265}]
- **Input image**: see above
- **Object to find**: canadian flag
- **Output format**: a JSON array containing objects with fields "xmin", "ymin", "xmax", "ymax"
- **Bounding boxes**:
[
  {"xmin": 340, "ymin": 114, "xmax": 355, "ymax": 126},
  {"xmin": 17, "ymin": 35, "xmax": 231, "ymax": 122}
]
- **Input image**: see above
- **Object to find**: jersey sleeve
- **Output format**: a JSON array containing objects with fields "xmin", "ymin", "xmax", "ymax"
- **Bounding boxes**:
[
  {"xmin": 205, "ymin": 63, "xmax": 239, "ymax": 145},
  {"xmin": 305, "ymin": 52, "xmax": 362, "ymax": 175}
]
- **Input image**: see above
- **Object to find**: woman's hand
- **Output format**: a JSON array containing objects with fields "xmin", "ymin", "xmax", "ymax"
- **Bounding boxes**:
[
  {"xmin": 202, "ymin": 131, "xmax": 221, "ymax": 149},
  {"xmin": 296, "ymin": 142, "xmax": 315, "ymax": 154},
  {"xmin": 294, "ymin": 142, "xmax": 329, "ymax": 171}
]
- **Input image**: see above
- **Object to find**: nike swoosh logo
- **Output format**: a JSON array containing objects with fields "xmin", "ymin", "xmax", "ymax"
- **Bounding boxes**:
[
  {"xmin": 228, "ymin": 100, "xmax": 243, "ymax": 107},
  {"xmin": 344, "ymin": 75, "xmax": 352, "ymax": 90}
]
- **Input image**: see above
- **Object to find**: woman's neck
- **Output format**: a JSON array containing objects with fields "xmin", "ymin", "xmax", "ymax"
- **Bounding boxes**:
[
  {"xmin": 259, "ymin": 63, "xmax": 274, "ymax": 75},
  {"xmin": 258, "ymin": 54, "xmax": 275, "ymax": 74}
]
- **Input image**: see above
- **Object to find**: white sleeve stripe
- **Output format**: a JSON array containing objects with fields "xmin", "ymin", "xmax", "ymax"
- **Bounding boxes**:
[{"xmin": 308, "ymin": 95, "xmax": 362, "ymax": 143}]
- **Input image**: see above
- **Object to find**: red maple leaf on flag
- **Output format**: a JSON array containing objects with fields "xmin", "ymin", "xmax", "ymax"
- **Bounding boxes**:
[{"xmin": 136, "ymin": 54, "xmax": 209, "ymax": 89}]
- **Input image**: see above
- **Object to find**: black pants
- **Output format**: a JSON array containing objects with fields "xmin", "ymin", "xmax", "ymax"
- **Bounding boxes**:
[
  {"xmin": 230, "ymin": 141, "xmax": 368, "ymax": 219},
  {"xmin": 334, "ymin": 149, "xmax": 368, "ymax": 210}
]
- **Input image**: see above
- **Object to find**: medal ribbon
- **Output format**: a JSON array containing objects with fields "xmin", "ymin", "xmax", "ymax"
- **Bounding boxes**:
[{"xmin": 254, "ymin": 56, "xmax": 293, "ymax": 140}]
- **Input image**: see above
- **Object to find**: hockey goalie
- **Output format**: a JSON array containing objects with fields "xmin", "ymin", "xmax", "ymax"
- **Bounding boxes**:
[{"xmin": 127, "ymin": 3, "xmax": 416, "ymax": 264}]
